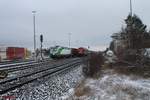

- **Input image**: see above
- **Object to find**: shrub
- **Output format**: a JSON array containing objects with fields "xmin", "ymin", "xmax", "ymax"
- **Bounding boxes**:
[{"xmin": 83, "ymin": 52, "xmax": 104, "ymax": 77}]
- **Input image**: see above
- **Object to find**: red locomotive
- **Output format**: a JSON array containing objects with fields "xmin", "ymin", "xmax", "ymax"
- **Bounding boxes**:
[
  {"xmin": 77, "ymin": 47, "xmax": 88, "ymax": 56},
  {"xmin": 71, "ymin": 47, "xmax": 88, "ymax": 57},
  {"xmin": 71, "ymin": 48, "xmax": 79, "ymax": 57}
]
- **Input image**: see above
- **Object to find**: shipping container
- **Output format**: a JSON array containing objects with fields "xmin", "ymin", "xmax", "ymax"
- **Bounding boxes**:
[
  {"xmin": 0, "ymin": 47, "xmax": 31, "ymax": 62},
  {"xmin": 7, "ymin": 47, "xmax": 25, "ymax": 60},
  {"xmin": 25, "ymin": 48, "xmax": 31, "ymax": 59}
]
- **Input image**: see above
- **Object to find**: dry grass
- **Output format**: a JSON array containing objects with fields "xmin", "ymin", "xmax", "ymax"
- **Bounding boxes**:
[
  {"xmin": 104, "ymin": 62, "xmax": 150, "ymax": 78},
  {"xmin": 74, "ymin": 79, "xmax": 91, "ymax": 97},
  {"xmin": 115, "ymin": 66, "xmax": 150, "ymax": 78},
  {"xmin": 73, "ymin": 52, "xmax": 105, "ymax": 98}
]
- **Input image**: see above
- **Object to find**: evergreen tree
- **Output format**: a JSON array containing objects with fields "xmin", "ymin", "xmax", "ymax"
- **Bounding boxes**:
[{"xmin": 124, "ymin": 14, "xmax": 148, "ymax": 49}]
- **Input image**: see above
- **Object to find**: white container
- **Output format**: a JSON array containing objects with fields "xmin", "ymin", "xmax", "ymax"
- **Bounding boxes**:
[
  {"xmin": 0, "ymin": 47, "xmax": 7, "ymax": 61},
  {"xmin": 0, "ymin": 47, "xmax": 7, "ymax": 52}
]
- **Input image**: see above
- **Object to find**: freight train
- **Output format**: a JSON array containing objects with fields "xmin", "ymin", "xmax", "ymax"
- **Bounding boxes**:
[
  {"xmin": 49, "ymin": 46, "xmax": 88, "ymax": 58},
  {"xmin": 0, "ymin": 47, "xmax": 31, "ymax": 62}
]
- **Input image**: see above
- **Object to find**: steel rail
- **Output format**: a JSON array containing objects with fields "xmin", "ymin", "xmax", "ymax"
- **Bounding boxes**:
[
  {"xmin": 0, "ymin": 59, "xmax": 35, "ymax": 65},
  {"xmin": 0, "ymin": 59, "xmax": 50, "ymax": 69},
  {"xmin": 0, "ymin": 59, "xmax": 52, "ymax": 72}
]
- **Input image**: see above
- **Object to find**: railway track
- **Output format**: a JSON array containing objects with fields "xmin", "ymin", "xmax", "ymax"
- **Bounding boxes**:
[
  {"xmin": 0, "ymin": 59, "xmax": 52, "ymax": 73},
  {"xmin": 0, "ymin": 58, "xmax": 82, "ymax": 95},
  {"xmin": 0, "ymin": 58, "xmax": 51, "ymax": 66},
  {"xmin": 0, "ymin": 59, "xmax": 35, "ymax": 65}
]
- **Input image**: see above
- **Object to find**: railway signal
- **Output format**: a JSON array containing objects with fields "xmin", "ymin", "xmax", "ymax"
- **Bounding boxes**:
[
  {"xmin": 40, "ymin": 34, "xmax": 43, "ymax": 43},
  {"xmin": 40, "ymin": 34, "xmax": 44, "ymax": 60}
]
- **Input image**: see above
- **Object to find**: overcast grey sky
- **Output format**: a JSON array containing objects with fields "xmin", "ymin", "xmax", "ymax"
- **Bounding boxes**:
[{"xmin": 0, "ymin": 0, "xmax": 150, "ymax": 50}]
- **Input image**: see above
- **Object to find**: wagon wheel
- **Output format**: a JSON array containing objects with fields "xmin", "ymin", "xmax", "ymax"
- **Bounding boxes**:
[{"xmin": 0, "ymin": 71, "xmax": 8, "ymax": 79}]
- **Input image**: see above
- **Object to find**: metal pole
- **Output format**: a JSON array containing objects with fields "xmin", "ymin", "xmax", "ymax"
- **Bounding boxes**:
[
  {"xmin": 68, "ymin": 33, "xmax": 71, "ymax": 48},
  {"xmin": 32, "ymin": 11, "xmax": 36, "ymax": 59},
  {"xmin": 41, "ymin": 40, "xmax": 43, "ymax": 60},
  {"xmin": 130, "ymin": 0, "xmax": 133, "ymax": 16}
]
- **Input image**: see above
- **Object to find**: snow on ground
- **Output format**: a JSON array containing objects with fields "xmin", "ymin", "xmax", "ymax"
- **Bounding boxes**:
[
  {"xmin": 64, "ymin": 69, "xmax": 150, "ymax": 100},
  {"xmin": 3, "ymin": 62, "xmax": 150, "ymax": 100}
]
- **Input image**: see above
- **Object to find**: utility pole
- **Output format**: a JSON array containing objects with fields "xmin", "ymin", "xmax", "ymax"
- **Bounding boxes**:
[
  {"xmin": 130, "ymin": 0, "xmax": 133, "ymax": 16},
  {"xmin": 68, "ymin": 33, "xmax": 71, "ymax": 48},
  {"xmin": 32, "ymin": 11, "xmax": 36, "ymax": 59}
]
